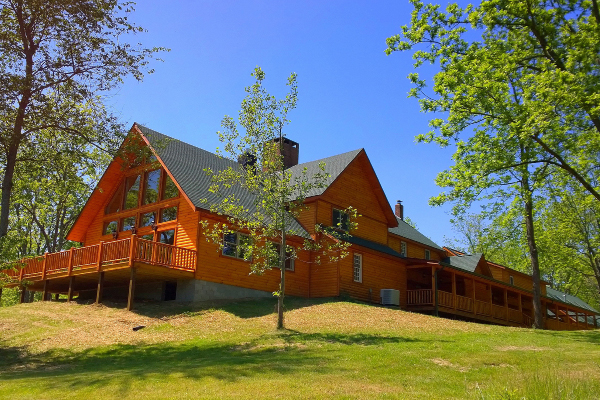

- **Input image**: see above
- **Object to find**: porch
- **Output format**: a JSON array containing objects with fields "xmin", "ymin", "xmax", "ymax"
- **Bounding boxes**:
[
  {"xmin": 1, "ymin": 235, "xmax": 197, "ymax": 310},
  {"xmin": 406, "ymin": 265, "xmax": 598, "ymax": 331}
]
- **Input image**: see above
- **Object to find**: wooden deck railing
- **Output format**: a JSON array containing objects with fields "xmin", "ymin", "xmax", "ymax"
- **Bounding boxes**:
[
  {"xmin": 475, "ymin": 300, "xmax": 492, "ymax": 317},
  {"xmin": 438, "ymin": 290, "xmax": 454, "ymax": 308},
  {"xmin": 456, "ymin": 294, "xmax": 473, "ymax": 313},
  {"xmin": 407, "ymin": 289, "xmax": 433, "ymax": 305},
  {"xmin": 0, "ymin": 236, "xmax": 196, "ymax": 281},
  {"xmin": 491, "ymin": 304, "xmax": 506, "ymax": 320},
  {"xmin": 507, "ymin": 308, "xmax": 522, "ymax": 324}
]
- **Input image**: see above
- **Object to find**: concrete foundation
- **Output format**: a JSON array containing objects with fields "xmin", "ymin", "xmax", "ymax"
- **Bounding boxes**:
[{"xmin": 176, "ymin": 279, "xmax": 272, "ymax": 302}]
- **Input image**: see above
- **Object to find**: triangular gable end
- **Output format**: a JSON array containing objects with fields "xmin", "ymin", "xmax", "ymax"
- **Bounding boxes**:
[
  {"xmin": 320, "ymin": 149, "xmax": 397, "ymax": 227},
  {"xmin": 66, "ymin": 123, "xmax": 196, "ymax": 243}
]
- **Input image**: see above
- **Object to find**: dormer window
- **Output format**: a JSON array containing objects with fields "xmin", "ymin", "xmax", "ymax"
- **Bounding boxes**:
[
  {"xmin": 332, "ymin": 208, "xmax": 350, "ymax": 231},
  {"xmin": 425, "ymin": 249, "xmax": 431, "ymax": 260},
  {"xmin": 400, "ymin": 241, "xmax": 407, "ymax": 257},
  {"xmin": 509, "ymin": 276, "xmax": 514, "ymax": 285}
]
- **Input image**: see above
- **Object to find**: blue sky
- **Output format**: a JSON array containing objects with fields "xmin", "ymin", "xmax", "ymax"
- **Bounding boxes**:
[{"xmin": 112, "ymin": 0, "xmax": 457, "ymax": 246}]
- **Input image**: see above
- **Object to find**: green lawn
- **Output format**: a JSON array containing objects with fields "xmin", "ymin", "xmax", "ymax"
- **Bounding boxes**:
[{"xmin": 0, "ymin": 298, "xmax": 598, "ymax": 399}]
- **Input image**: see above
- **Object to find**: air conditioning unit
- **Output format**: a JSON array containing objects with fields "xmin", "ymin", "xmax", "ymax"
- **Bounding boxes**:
[{"xmin": 380, "ymin": 289, "xmax": 400, "ymax": 306}]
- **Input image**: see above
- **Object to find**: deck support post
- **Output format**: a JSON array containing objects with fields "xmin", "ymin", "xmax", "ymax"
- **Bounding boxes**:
[
  {"xmin": 0, "ymin": 287, "xmax": 2, "ymax": 303},
  {"xmin": 127, "ymin": 267, "xmax": 136, "ymax": 311},
  {"xmin": 41, "ymin": 252, "xmax": 48, "ymax": 281},
  {"xmin": 54, "ymin": 293, "xmax": 59, "ymax": 301},
  {"xmin": 19, "ymin": 286, "xmax": 26, "ymax": 304},
  {"xmin": 518, "ymin": 293, "xmax": 522, "ymax": 325},
  {"xmin": 96, "ymin": 272, "xmax": 104, "ymax": 304},
  {"xmin": 67, "ymin": 276, "xmax": 75, "ymax": 302},
  {"xmin": 42, "ymin": 280, "xmax": 49, "ymax": 301}
]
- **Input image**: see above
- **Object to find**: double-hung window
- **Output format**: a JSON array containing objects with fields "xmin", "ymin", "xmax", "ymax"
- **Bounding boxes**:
[
  {"xmin": 222, "ymin": 232, "xmax": 252, "ymax": 260},
  {"xmin": 271, "ymin": 243, "xmax": 295, "ymax": 271},
  {"xmin": 353, "ymin": 253, "xmax": 362, "ymax": 283},
  {"xmin": 332, "ymin": 208, "xmax": 350, "ymax": 231},
  {"xmin": 400, "ymin": 241, "xmax": 407, "ymax": 257}
]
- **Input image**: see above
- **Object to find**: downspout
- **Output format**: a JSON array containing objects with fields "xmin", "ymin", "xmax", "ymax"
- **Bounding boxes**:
[{"xmin": 434, "ymin": 263, "xmax": 446, "ymax": 317}]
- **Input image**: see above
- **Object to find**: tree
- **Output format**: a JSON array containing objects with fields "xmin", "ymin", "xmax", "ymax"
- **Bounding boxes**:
[
  {"xmin": 0, "ymin": 0, "xmax": 166, "ymax": 242},
  {"xmin": 201, "ymin": 68, "xmax": 357, "ymax": 329},
  {"xmin": 385, "ymin": 0, "xmax": 600, "ymax": 328}
]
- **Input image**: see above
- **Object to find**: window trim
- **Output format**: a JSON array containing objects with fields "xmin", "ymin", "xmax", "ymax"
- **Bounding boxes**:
[
  {"xmin": 400, "ymin": 241, "xmax": 407, "ymax": 257},
  {"xmin": 425, "ymin": 249, "xmax": 431, "ymax": 260},
  {"xmin": 353, "ymin": 253, "xmax": 363, "ymax": 283},
  {"xmin": 271, "ymin": 243, "xmax": 295, "ymax": 272},
  {"xmin": 222, "ymin": 232, "xmax": 252, "ymax": 261},
  {"xmin": 509, "ymin": 275, "xmax": 514, "ymax": 285}
]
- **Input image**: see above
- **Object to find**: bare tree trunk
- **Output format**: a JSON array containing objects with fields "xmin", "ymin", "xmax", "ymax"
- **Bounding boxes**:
[
  {"xmin": 523, "ymin": 189, "xmax": 544, "ymax": 329},
  {"xmin": 277, "ymin": 232, "xmax": 286, "ymax": 330}
]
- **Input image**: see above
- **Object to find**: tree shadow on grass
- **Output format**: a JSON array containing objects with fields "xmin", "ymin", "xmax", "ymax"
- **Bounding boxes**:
[{"xmin": 0, "ymin": 330, "xmax": 433, "ymax": 396}]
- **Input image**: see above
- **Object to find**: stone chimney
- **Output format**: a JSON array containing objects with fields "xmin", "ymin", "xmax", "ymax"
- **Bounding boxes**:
[
  {"xmin": 395, "ymin": 200, "xmax": 404, "ymax": 220},
  {"xmin": 266, "ymin": 137, "xmax": 299, "ymax": 169}
]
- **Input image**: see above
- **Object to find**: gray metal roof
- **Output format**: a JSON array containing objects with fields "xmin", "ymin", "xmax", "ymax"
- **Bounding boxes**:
[
  {"xmin": 443, "ymin": 253, "xmax": 484, "ymax": 273},
  {"xmin": 286, "ymin": 149, "xmax": 362, "ymax": 198},
  {"xmin": 388, "ymin": 217, "xmax": 443, "ymax": 250},
  {"xmin": 327, "ymin": 229, "xmax": 404, "ymax": 259},
  {"xmin": 137, "ymin": 124, "xmax": 310, "ymax": 238},
  {"xmin": 546, "ymin": 287, "xmax": 599, "ymax": 314}
]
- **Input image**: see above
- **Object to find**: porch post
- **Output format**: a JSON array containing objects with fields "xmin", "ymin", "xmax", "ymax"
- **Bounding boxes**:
[
  {"xmin": 54, "ymin": 293, "xmax": 59, "ymax": 301},
  {"xmin": 127, "ymin": 267, "xmax": 136, "ymax": 311},
  {"xmin": 42, "ymin": 280, "xmax": 49, "ymax": 301},
  {"xmin": 504, "ymin": 289, "xmax": 508, "ymax": 321},
  {"xmin": 96, "ymin": 241, "xmax": 105, "ymax": 272},
  {"xmin": 95, "ymin": 272, "xmax": 104, "ymax": 304},
  {"xmin": 575, "ymin": 311, "xmax": 580, "ymax": 329},
  {"xmin": 451, "ymin": 272, "xmax": 456, "ymax": 311},
  {"xmin": 555, "ymin": 304, "xmax": 560, "ymax": 324},
  {"xmin": 595, "ymin": 315, "xmax": 598, "ymax": 329},
  {"xmin": 67, "ymin": 247, "xmax": 74, "ymax": 276},
  {"xmin": 472, "ymin": 279, "xmax": 477, "ymax": 316},
  {"xmin": 67, "ymin": 276, "xmax": 75, "ymax": 302},
  {"xmin": 41, "ymin": 252, "xmax": 48, "ymax": 281},
  {"xmin": 129, "ymin": 234, "xmax": 137, "ymax": 267},
  {"xmin": 0, "ymin": 287, "xmax": 2, "ymax": 303},
  {"xmin": 19, "ymin": 286, "xmax": 26, "ymax": 304}
]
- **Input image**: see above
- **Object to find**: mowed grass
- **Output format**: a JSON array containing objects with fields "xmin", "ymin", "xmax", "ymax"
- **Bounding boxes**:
[{"xmin": 0, "ymin": 298, "xmax": 599, "ymax": 399}]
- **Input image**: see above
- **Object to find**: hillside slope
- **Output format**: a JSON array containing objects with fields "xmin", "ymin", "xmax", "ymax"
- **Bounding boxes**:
[{"xmin": 0, "ymin": 298, "xmax": 599, "ymax": 399}]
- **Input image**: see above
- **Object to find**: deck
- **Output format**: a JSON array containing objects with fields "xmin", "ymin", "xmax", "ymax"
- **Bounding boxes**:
[
  {"xmin": 406, "ymin": 289, "xmax": 597, "ymax": 331},
  {"xmin": 1, "ymin": 235, "xmax": 197, "ymax": 309}
]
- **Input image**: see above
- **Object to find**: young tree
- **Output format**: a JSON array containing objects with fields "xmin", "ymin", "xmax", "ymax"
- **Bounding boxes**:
[
  {"xmin": 0, "ymin": 0, "xmax": 167, "ymax": 241},
  {"xmin": 201, "ymin": 68, "xmax": 357, "ymax": 329}
]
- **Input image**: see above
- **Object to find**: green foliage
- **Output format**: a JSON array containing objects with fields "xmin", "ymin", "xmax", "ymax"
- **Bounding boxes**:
[
  {"xmin": 200, "ymin": 68, "xmax": 357, "ymax": 328},
  {"xmin": 0, "ymin": 0, "xmax": 167, "ymax": 244}
]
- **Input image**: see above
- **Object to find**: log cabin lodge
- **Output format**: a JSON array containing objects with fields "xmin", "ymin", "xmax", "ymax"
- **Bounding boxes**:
[{"xmin": 2, "ymin": 123, "xmax": 598, "ymax": 330}]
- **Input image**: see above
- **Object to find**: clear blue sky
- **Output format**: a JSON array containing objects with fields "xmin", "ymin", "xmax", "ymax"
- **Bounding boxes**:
[{"xmin": 112, "ymin": 0, "xmax": 457, "ymax": 246}]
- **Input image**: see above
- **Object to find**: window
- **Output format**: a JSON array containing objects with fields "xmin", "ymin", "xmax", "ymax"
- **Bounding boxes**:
[
  {"xmin": 163, "ymin": 174, "xmax": 178, "ymax": 199},
  {"xmin": 353, "ymin": 254, "xmax": 362, "ymax": 283},
  {"xmin": 159, "ymin": 229, "xmax": 175, "ymax": 245},
  {"xmin": 332, "ymin": 208, "xmax": 350, "ymax": 231},
  {"xmin": 141, "ymin": 211, "xmax": 156, "ymax": 228},
  {"xmin": 160, "ymin": 206, "xmax": 178, "ymax": 223},
  {"xmin": 124, "ymin": 175, "xmax": 141, "ymax": 210},
  {"xmin": 103, "ymin": 220, "xmax": 118, "ymax": 235},
  {"xmin": 400, "ymin": 241, "xmax": 407, "ymax": 257},
  {"xmin": 271, "ymin": 243, "xmax": 295, "ymax": 271},
  {"xmin": 222, "ymin": 232, "xmax": 251, "ymax": 260},
  {"xmin": 509, "ymin": 276, "xmax": 514, "ymax": 285},
  {"xmin": 120, "ymin": 216, "xmax": 136, "ymax": 232},
  {"xmin": 425, "ymin": 249, "xmax": 431, "ymax": 260},
  {"xmin": 143, "ymin": 169, "xmax": 161, "ymax": 205},
  {"xmin": 105, "ymin": 182, "xmax": 124, "ymax": 214}
]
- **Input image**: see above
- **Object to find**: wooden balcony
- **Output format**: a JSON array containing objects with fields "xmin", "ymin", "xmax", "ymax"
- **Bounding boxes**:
[
  {"xmin": 1, "ymin": 236, "xmax": 197, "ymax": 310},
  {"xmin": 406, "ymin": 289, "xmax": 596, "ymax": 330}
]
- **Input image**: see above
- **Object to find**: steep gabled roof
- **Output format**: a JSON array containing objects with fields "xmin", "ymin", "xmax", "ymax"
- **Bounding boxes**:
[
  {"xmin": 287, "ymin": 149, "xmax": 363, "ymax": 198},
  {"xmin": 546, "ymin": 287, "xmax": 599, "ymax": 314},
  {"xmin": 444, "ymin": 253, "xmax": 484, "ymax": 273},
  {"xmin": 388, "ymin": 217, "xmax": 443, "ymax": 250},
  {"xmin": 137, "ymin": 124, "xmax": 310, "ymax": 238}
]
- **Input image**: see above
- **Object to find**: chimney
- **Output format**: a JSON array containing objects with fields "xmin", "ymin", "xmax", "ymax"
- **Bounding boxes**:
[
  {"xmin": 395, "ymin": 200, "xmax": 404, "ymax": 220},
  {"xmin": 266, "ymin": 137, "xmax": 299, "ymax": 169},
  {"xmin": 238, "ymin": 151, "xmax": 257, "ymax": 170}
]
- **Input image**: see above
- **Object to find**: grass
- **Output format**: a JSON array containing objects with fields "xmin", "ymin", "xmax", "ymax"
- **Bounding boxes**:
[{"xmin": 0, "ymin": 297, "xmax": 599, "ymax": 399}]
